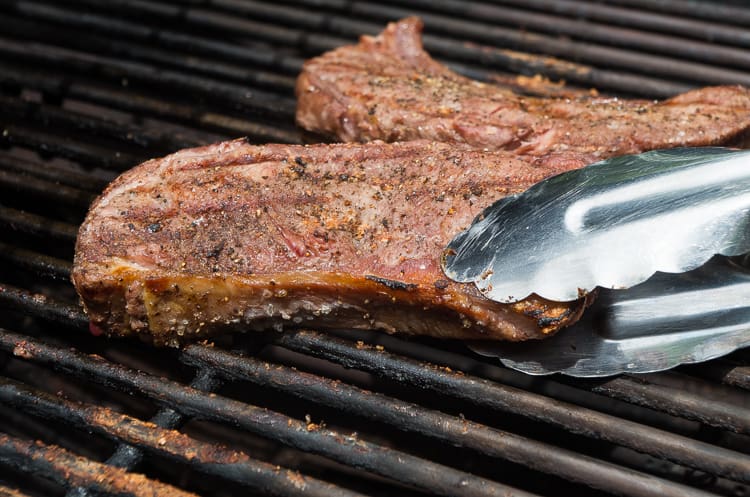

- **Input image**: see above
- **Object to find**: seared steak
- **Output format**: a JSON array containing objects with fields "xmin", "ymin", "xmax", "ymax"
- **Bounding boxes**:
[
  {"xmin": 72, "ymin": 139, "xmax": 594, "ymax": 346},
  {"xmin": 296, "ymin": 17, "xmax": 750, "ymax": 157}
]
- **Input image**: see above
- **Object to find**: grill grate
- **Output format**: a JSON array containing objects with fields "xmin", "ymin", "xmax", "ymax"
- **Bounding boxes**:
[{"xmin": 1, "ymin": 1, "xmax": 749, "ymax": 496}]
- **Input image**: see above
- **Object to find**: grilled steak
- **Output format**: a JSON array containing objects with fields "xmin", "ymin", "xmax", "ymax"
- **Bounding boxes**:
[
  {"xmin": 72, "ymin": 139, "xmax": 595, "ymax": 346},
  {"xmin": 296, "ymin": 17, "xmax": 750, "ymax": 157}
]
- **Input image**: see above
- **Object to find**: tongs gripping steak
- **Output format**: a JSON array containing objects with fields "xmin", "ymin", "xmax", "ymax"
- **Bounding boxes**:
[{"xmin": 72, "ymin": 139, "xmax": 593, "ymax": 346}]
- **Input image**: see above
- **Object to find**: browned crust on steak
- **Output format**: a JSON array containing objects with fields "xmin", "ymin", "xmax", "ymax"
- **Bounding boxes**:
[
  {"xmin": 296, "ymin": 17, "xmax": 750, "ymax": 157},
  {"xmin": 72, "ymin": 139, "xmax": 594, "ymax": 346}
]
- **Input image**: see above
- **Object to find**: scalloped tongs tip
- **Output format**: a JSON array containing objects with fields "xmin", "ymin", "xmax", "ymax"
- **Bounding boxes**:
[{"xmin": 442, "ymin": 148, "xmax": 750, "ymax": 376}]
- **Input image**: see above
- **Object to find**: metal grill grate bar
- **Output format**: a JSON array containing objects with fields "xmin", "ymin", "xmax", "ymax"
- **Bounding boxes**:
[
  {"xmin": 178, "ymin": 1, "xmax": 699, "ymax": 96},
  {"xmin": 682, "ymin": 362, "xmax": 750, "ymax": 391},
  {"xmin": 6, "ymin": 0, "xmax": 749, "ymax": 104},
  {"xmin": 274, "ymin": 331, "xmax": 750, "ymax": 483},
  {"xmin": 348, "ymin": 2, "xmax": 750, "ymax": 86},
  {"xmin": 0, "ymin": 63, "xmax": 296, "ymax": 145},
  {"xmin": 96, "ymin": 371, "xmax": 216, "ymax": 472},
  {"xmin": 420, "ymin": 35, "xmax": 691, "ymax": 97},
  {"xmin": 372, "ymin": 0, "xmax": 750, "ymax": 68},
  {"xmin": 8, "ymin": 0, "xmax": 303, "ymax": 74},
  {"xmin": 0, "ymin": 242, "xmax": 72, "ymax": 281},
  {"xmin": 1, "ymin": 280, "xmax": 748, "ymax": 490},
  {"xmin": 0, "ymin": 205, "xmax": 78, "ymax": 242},
  {"xmin": 0, "ymin": 328, "xmax": 538, "ymax": 497},
  {"xmin": 0, "ymin": 36, "xmax": 297, "ymax": 119},
  {"xmin": 296, "ymin": 330, "xmax": 750, "ymax": 440},
  {"xmin": 0, "ymin": 124, "xmax": 139, "ymax": 171},
  {"xmin": 6, "ymin": 0, "xmax": 697, "ymax": 97},
  {"xmin": 484, "ymin": 0, "xmax": 750, "ymax": 45},
  {"xmin": 0, "ymin": 154, "xmax": 110, "ymax": 192},
  {"xmin": 181, "ymin": 343, "xmax": 727, "ymax": 497},
  {"xmin": 0, "ymin": 8, "xmax": 298, "ymax": 94},
  {"xmin": 0, "ymin": 377, "xmax": 369, "ymax": 497},
  {"xmin": 0, "ymin": 169, "xmax": 95, "ymax": 208},
  {"xmin": 0, "ymin": 93, "xmax": 206, "ymax": 152},
  {"xmin": 572, "ymin": 375, "xmax": 750, "ymax": 435},
  {"xmin": 599, "ymin": 0, "xmax": 750, "ymax": 25},
  {"xmin": 0, "ymin": 283, "xmax": 87, "ymax": 330},
  {"xmin": 192, "ymin": 0, "xmax": 750, "ymax": 88},
  {"xmin": 0, "ymin": 432, "xmax": 199, "ymax": 497}
]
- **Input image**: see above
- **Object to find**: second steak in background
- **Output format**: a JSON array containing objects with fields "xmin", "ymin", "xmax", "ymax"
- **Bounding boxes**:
[{"xmin": 296, "ymin": 17, "xmax": 750, "ymax": 156}]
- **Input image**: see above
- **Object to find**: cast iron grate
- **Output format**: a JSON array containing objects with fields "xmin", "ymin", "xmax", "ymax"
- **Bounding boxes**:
[{"xmin": 0, "ymin": 1, "xmax": 748, "ymax": 496}]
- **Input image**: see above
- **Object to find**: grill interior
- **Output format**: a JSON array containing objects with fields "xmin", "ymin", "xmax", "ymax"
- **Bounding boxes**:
[{"xmin": 1, "ymin": 1, "xmax": 749, "ymax": 496}]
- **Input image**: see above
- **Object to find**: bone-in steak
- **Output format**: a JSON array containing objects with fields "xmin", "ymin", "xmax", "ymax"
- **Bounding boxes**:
[
  {"xmin": 72, "ymin": 139, "xmax": 594, "ymax": 346},
  {"xmin": 296, "ymin": 18, "xmax": 750, "ymax": 157}
]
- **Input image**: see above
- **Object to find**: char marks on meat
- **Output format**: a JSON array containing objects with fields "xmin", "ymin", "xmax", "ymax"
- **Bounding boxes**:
[
  {"xmin": 296, "ymin": 17, "xmax": 750, "ymax": 157},
  {"xmin": 72, "ymin": 139, "xmax": 594, "ymax": 346}
]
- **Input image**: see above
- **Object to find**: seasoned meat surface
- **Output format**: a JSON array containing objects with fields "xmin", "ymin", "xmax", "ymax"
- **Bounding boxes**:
[
  {"xmin": 296, "ymin": 17, "xmax": 750, "ymax": 157},
  {"xmin": 72, "ymin": 139, "xmax": 594, "ymax": 346}
]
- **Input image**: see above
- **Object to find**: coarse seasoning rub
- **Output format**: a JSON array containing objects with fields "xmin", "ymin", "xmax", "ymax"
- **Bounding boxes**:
[
  {"xmin": 72, "ymin": 139, "xmax": 595, "ymax": 346},
  {"xmin": 296, "ymin": 18, "xmax": 750, "ymax": 157}
]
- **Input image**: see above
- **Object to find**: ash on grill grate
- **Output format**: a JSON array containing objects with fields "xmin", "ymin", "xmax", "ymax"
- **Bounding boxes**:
[{"xmin": 1, "ymin": 1, "xmax": 750, "ymax": 497}]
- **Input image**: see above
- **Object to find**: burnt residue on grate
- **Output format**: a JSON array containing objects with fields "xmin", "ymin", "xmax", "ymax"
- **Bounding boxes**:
[
  {"xmin": 0, "ymin": 432, "xmax": 198, "ymax": 497},
  {"xmin": 0, "ymin": 377, "xmax": 367, "ymax": 497},
  {"xmin": 1, "ymin": 1, "xmax": 750, "ymax": 497}
]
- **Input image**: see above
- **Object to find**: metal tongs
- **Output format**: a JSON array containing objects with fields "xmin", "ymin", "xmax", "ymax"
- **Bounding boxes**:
[{"xmin": 442, "ymin": 148, "xmax": 750, "ymax": 377}]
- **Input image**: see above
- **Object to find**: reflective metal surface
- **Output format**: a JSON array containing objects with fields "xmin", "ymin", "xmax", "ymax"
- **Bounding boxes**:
[
  {"xmin": 443, "ymin": 148, "xmax": 750, "ymax": 303},
  {"xmin": 470, "ymin": 256, "xmax": 750, "ymax": 377}
]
